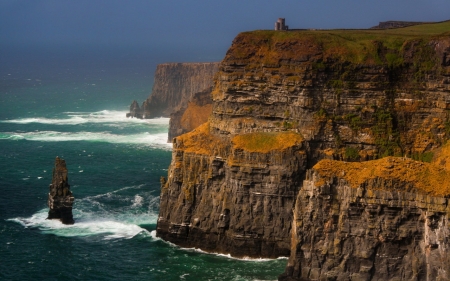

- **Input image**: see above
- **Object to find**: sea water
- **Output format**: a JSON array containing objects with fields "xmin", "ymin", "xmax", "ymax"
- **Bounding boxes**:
[{"xmin": 0, "ymin": 50, "xmax": 287, "ymax": 280}]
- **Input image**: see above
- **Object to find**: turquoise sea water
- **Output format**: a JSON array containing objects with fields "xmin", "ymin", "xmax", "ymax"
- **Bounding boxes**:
[{"xmin": 0, "ymin": 52, "xmax": 286, "ymax": 280}]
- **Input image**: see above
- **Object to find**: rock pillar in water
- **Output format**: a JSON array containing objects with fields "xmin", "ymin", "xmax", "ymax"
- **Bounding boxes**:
[{"xmin": 47, "ymin": 157, "xmax": 74, "ymax": 224}]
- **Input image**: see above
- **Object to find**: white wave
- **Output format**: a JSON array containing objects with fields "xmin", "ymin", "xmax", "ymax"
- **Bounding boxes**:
[
  {"xmin": 153, "ymin": 231, "xmax": 288, "ymax": 262},
  {"xmin": 180, "ymin": 247, "xmax": 287, "ymax": 262},
  {"xmin": 8, "ymin": 186, "xmax": 160, "ymax": 240},
  {"xmin": 9, "ymin": 211, "xmax": 148, "ymax": 239},
  {"xmin": 1, "ymin": 130, "xmax": 172, "ymax": 149},
  {"xmin": 1, "ymin": 110, "xmax": 170, "ymax": 126},
  {"xmin": 131, "ymin": 195, "xmax": 144, "ymax": 208}
]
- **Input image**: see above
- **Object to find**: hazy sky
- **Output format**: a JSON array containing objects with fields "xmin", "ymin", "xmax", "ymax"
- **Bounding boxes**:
[{"xmin": 1, "ymin": 0, "xmax": 449, "ymax": 61}]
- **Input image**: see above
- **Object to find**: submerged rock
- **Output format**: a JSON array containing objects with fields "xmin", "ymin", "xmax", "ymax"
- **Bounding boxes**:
[{"xmin": 47, "ymin": 157, "xmax": 74, "ymax": 224}]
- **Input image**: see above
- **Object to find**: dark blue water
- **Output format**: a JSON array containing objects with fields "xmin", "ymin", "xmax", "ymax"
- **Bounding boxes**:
[{"xmin": 0, "ymin": 50, "xmax": 286, "ymax": 280}]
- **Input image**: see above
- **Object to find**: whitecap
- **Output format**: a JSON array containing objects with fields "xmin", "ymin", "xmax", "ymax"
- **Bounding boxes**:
[
  {"xmin": 8, "ymin": 186, "xmax": 160, "ymax": 240},
  {"xmin": 131, "ymin": 195, "xmax": 144, "ymax": 208},
  {"xmin": 1, "ymin": 110, "xmax": 170, "ymax": 127},
  {"xmin": 1, "ymin": 130, "xmax": 172, "ymax": 150}
]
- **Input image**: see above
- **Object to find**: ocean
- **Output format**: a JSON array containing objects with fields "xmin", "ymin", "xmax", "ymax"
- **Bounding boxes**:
[{"xmin": 0, "ymin": 49, "xmax": 286, "ymax": 281}]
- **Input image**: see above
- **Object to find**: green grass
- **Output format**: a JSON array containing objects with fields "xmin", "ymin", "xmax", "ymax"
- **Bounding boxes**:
[{"xmin": 238, "ymin": 21, "xmax": 450, "ymax": 64}]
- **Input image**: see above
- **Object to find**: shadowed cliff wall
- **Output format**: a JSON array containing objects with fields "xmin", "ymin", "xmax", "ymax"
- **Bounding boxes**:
[{"xmin": 128, "ymin": 62, "xmax": 219, "ymax": 118}]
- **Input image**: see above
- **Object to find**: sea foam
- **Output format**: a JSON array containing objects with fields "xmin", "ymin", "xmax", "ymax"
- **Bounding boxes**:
[
  {"xmin": 8, "ymin": 185, "xmax": 159, "ymax": 240},
  {"xmin": 0, "ymin": 130, "xmax": 172, "ymax": 149},
  {"xmin": 2, "ymin": 110, "xmax": 170, "ymax": 126}
]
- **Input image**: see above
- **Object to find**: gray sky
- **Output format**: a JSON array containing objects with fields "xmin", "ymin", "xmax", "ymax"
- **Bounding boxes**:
[{"xmin": 1, "ymin": 0, "xmax": 449, "ymax": 60}]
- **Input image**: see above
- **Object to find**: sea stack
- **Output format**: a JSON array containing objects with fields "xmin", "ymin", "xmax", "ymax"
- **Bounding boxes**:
[{"xmin": 47, "ymin": 157, "xmax": 74, "ymax": 224}]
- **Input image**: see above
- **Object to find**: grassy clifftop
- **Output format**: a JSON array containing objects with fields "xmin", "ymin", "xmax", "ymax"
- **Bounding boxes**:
[
  {"xmin": 314, "ymin": 156, "xmax": 450, "ymax": 196},
  {"xmin": 230, "ymin": 21, "xmax": 450, "ymax": 65}
]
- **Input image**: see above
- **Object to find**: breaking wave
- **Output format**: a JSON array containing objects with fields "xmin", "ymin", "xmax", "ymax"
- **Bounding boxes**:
[
  {"xmin": 1, "ymin": 110, "xmax": 170, "ymax": 126},
  {"xmin": 0, "ymin": 130, "xmax": 172, "ymax": 149},
  {"xmin": 8, "ymin": 185, "xmax": 160, "ymax": 240}
]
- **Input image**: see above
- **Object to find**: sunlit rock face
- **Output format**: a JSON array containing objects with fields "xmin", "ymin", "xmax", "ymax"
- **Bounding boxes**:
[
  {"xmin": 280, "ymin": 158, "xmax": 450, "ymax": 281},
  {"xmin": 157, "ymin": 23, "xmax": 450, "ymax": 268}
]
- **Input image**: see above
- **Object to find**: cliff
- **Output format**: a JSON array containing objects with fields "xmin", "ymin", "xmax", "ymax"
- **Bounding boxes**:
[
  {"xmin": 168, "ymin": 87, "xmax": 213, "ymax": 142},
  {"xmin": 156, "ymin": 21, "xmax": 450, "ymax": 276},
  {"xmin": 127, "ymin": 62, "xmax": 219, "ymax": 119},
  {"xmin": 47, "ymin": 157, "xmax": 74, "ymax": 225},
  {"xmin": 280, "ymin": 157, "xmax": 450, "ymax": 280}
]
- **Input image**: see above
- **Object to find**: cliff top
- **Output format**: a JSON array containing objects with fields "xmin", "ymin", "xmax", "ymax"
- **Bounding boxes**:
[
  {"xmin": 158, "ymin": 62, "xmax": 220, "ymax": 65},
  {"xmin": 228, "ymin": 21, "xmax": 450, "ymax": 65},
  {"xmin": 313, "ymin": 157, "xmax": 450, "ymax": 197}
]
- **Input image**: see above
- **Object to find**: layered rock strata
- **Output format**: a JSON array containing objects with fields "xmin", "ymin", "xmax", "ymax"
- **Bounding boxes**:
[
  {"xmin": 47, "ymin": 157, "xmax": 74, "ymax": 225},
  {"xmin": 158, "ymin": 123, "xmax": 306, "ymax": 257},
  {"xmin": 280, "ymin": 157, "xmax": 450, "ymax": 280},
  {"xmin": 157, "ymin": 21, "xmax": 450, "ymax": 265},
  {"xmin": 127, "ymin": 62, "xmax": 219, "ymax": 119}
]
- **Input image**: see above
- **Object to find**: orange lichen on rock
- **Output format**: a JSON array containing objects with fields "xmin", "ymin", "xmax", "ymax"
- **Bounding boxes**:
[
  {"xmin": 313, "ymin": 157, "xmax": 450, "ymax": 196},
  {"xmin": 180, "ymin": 102, "xmax": 212, "ymax": 132},
  {"xmin": 175, "ymin": 122, "xmax": 227, "ymax": 155},
  {"xmin": 432, "ymin": 140, "xmax": 450, "ymax": 171},
  {"xmin": 232, "ymin": 131, "xmax": 303, "ymax": 153}
]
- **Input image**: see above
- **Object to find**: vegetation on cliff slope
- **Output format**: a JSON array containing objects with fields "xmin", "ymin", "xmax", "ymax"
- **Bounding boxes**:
[
  {"xmin": 232, "ymin": 131, "xmax": 303, "ymax": 153},
  {"xmin": 175, "ymin": 122, "xmax": 227, "ymax": 155},
  {"xmin": 212, "ymin": 21, "xmax": 450, "ymax": 160},
  {"xmin": 314, "ymin": 157, "xmax": 450, "ymax": 196}
]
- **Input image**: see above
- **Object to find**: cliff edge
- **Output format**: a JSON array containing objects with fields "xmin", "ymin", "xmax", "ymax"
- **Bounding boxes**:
[
  {"xmin": 157, "ymin": 21, "xmax": 450, "ymax": 278},
  {"xmin": 280, "ymin": 157, "xmax": 450, "ymax": 280}
]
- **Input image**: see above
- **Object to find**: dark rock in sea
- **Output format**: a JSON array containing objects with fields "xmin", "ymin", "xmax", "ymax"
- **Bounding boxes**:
[
  {"xmin": 126, "ymin": 100, "xmax": 143, "ymax": 118},
  {"xmin": 47, "ymin": 157, "xmax": 74, "ymax": 225}
]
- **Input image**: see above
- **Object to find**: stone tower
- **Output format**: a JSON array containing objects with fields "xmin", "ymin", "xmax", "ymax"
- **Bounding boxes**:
[{"xmin": 275, "ymin": 18, "xmax": 288, "ymax": 30}]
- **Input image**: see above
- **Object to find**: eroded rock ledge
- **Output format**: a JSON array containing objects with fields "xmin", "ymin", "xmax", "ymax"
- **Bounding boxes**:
[{"xmin": 280, "ymin": 157, "xmax": 450, "ymax": 280}]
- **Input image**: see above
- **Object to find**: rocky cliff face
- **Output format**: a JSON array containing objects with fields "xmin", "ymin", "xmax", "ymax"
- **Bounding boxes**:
[
  {"xmin": 158, "ymin": 123, "xmax": 306, "ymax": 257},
  {"xmin": 127, "ymin": 62, "xmax": 219, "ymax": 119},
  {"xmin": 280, "ymin": 157, "xmax": 450, "ymax": 280},
  {"xmin": 47, "ymin": 157, "xmax": 74, "ymax": 225},
  {"xmin": 157, "ymin": 22, "xmax": 450, "ymax": 270},
  {"xmin": 168, "ymin": 87, "xmax": 213, "ymax": 142}
]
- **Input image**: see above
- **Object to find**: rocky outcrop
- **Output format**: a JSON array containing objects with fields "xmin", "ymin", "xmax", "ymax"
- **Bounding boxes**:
[
  {"xmin": 47, "ymin": 157, "xmax": 74, "ymax": 225},
  {"xmin": 127, "ymin": 100, "xmax": 142, "ymax": 118},
  {"xmin": 370, "ymin": 21, "xmax": 426, "ymax": 29},
  {"xmin": 127, "ymin": 62, "xmax": 219, "ymax": 119},
  {"xmin": 157, "ymin": 21, "xmax": 450, "ymax": 267},
  {"xmin": 158, "ymin": 123, "xmax": 306, "ymax": 257},
  {"xmin": 168, "ymin": 87, "xmax": 213, "ymax": 142},
  {"xmin": 280, "ymin": 157, "xmax": 450, "ymax": 280}
]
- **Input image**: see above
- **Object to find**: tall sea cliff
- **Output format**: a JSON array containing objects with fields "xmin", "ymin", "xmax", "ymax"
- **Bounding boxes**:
[
  {"xmin": 156, "ymin": 21, "xmax": 450, "ymax": 279},
  {"xmin": 128, "ymin": 62, "xmax": 219, "ymax": 119}
]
